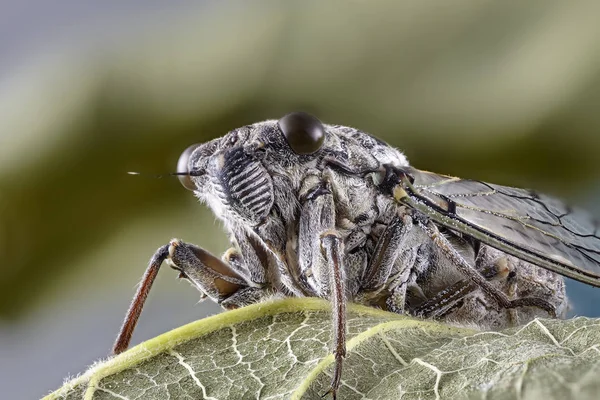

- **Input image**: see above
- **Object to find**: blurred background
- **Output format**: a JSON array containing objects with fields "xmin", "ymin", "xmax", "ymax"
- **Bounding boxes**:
[{"xmin": 2, "ymin": 1, "xmax": 600, "ymax": 399}]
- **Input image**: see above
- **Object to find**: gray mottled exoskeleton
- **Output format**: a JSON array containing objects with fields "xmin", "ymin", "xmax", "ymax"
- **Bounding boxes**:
[{"xmin": 114, "ymin": 112, "xmax": 600, "ymax": 398}]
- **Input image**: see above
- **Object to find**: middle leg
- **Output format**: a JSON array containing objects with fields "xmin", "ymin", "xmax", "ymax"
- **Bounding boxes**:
[{"xmin": 297, "ymin": 183, "xmax": 347, "ymax": 398}]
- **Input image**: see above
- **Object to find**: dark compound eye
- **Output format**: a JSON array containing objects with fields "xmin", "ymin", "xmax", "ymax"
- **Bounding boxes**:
[
  {"xmin": 278, "ymin": 112, "xmax": 325, "ymax": 155},
  {"xmin": 177, "ymin": 143, "xmax": 201, "ymax": 191}
]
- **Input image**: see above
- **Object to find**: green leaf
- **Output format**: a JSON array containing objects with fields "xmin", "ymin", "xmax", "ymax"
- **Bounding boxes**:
[{"xmin": 44, "ymin": 298, "xmax": 600, "ymax": 400}]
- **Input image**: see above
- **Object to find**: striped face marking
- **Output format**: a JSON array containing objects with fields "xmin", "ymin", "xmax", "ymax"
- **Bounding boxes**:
[{"xmin": 208, "ymin": 147, "xmax": 274, "ymax": 225}]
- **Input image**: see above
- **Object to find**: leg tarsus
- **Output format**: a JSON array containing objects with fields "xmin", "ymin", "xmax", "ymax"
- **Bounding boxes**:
[{"xmin": 319, "ymin": 338, "xmax": 344, "ymax": 400}]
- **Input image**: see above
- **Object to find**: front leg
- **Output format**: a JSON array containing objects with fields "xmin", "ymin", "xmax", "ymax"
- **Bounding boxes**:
[
  {"xmin": 112, "ymin": 239, "xmax": 272, "ymax": 354},
  {"xmin": 168, "ymin": 240, "xmax": 273, "ymax": 309},
  {"xmin": 168, "ymin": 240, "xmax": 251, "ymax": 300}
]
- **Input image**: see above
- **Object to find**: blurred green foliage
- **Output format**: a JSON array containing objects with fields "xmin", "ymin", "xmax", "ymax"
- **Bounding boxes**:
[{"xmin": 1, "ymin": 1, "xmax": 600, "ymax": 319}]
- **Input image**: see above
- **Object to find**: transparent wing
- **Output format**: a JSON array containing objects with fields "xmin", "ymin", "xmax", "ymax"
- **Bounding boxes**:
[{"xmin": 399, "ymin": 167, "xmax": 600, "ymax": 287}]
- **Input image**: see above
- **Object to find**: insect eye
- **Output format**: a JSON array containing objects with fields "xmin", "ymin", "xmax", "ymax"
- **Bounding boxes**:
[
  {"xmin": 278, "ymin": 112, "xmax": 325, "ymax": 155},
  {"xmin": 177, "ymin": 143, "xmax": 201, "ymax": 191}
]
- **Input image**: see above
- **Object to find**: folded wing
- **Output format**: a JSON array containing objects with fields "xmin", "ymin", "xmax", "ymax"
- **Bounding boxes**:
[{"xmin": 400, "ymin": 167, "xmax": 600, "ymax": 287}]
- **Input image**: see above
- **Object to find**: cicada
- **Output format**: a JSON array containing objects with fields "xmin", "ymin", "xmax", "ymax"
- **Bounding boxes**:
[{"xmin": 113, "ymin": 112, "xmax": 597, "ymax": 398}]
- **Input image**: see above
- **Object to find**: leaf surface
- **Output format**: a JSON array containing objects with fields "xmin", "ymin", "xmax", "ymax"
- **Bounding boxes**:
[{"xmin": 45, "ymin": 298, "xmax": 600, "ymax": 400}]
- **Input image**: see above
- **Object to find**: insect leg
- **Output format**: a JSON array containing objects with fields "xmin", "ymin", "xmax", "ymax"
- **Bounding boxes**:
[
  {"xmin": 168, "ymin": 240, "xmax": 273, "ymax": 310},
  {"xmin": 412, "ymin": 279, "xmax": 476, "ymax": 318},
  {"xmin": 228, "ymin": 222, "xmax": 308, "ymax": 298},
  {"xmin": 232, "ymin": 231, "xmax": 271, "ymax": 285},
  {"xmin": 221, "ymin": 247, "xmax": 251, "ymax": 280},
  {"xmin": 320, "ymin": 231, "xmax": 346, "ymax": 399},
  {"xmin": 298, "ymin": 183, "xmax": 346, "ymax": 397},
  {"xmin": 113, "ymin": 239, "xmax": 268, "ymax": 354},
  {"xmin": 359, "ymin": 213, "xmax": 413, "ymax": 303},
  {"xmin": 113, "ymin": 244, "xmax": 169, "ymax": 354},
  {"xmin": 221, "ymin": 247, "xmax": 264, "ymax": 285},
  {"xmin": 506, "ymin": 270, "xmax": 519, "ymax": 325},
  {"xmin": 412, "ymin": 252, "xmax": 512, "ymax": 318},
  {"xmin": 423, "ymin": 221, "xmax": 557, "ymax": 316},
  {"xmin": 298, "ymin": 184, "xmax": 336, "ymax": 294},
  {"xmin": 168, "ymin": 240, "xmax": 251, "ymax": 294}
]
